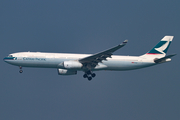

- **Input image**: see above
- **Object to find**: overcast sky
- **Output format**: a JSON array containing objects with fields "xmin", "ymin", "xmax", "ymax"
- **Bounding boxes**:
[{"xmin": 1, "ymin": 0, "xmax": 180, "ymax": 120}]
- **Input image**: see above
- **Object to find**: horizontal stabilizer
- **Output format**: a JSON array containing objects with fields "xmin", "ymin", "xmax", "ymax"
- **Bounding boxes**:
[{"xmin": 154, "ymin": 54, "xmax": 176, "ymax": 63}]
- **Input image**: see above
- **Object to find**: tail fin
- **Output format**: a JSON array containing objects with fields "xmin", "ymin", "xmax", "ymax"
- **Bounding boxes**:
[{"xmin": 145, "ymin": 36, "xmax": 174, "ymax": 57}]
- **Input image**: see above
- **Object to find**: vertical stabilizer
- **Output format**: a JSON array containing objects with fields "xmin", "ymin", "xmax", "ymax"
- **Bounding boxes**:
[{"xmin": 145, "ymin": 36, "xmax": 174, "ymax": 57}]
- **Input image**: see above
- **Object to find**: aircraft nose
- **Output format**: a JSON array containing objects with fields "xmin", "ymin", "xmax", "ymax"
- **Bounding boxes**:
[
  {"xmin": 3, "ymin": 57, "xmax": 7, "ymax": 61},
  {"xmin": 3, "ymin": 57, "xmax": 15, "ymax": 62},
  {"xmin": 3, "ymin": 57, "xmax": 9, "ymax": 62}
]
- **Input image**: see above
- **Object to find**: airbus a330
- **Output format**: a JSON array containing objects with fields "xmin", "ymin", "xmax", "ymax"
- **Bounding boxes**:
[{"xmin": 4, "ymin": 36, "xmax": 176, "ymax": 81}]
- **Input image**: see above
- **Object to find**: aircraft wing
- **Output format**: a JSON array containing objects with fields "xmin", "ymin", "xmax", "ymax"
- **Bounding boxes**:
[{"xmin": 79, "ymin": 40, "xmax": 128, "ymax": 67}]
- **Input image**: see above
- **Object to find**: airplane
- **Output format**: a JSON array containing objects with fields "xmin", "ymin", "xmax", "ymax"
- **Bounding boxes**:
[{"xmin": 3, "ymin": 36, "xmax": 176, "ymax": 81}]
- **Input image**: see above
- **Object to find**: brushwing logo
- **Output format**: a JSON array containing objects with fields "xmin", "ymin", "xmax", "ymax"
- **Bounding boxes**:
[{"xmin": 155, "ymin": 40, "xmax": 170, "ymax": 55}]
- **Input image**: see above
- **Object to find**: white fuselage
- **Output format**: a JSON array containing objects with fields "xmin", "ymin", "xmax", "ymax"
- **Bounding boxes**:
[
  {"xmin": 3, "ymin": 36, "xmax": 174, "ymax": 80},
  {"xmin": 4, "ymin": 52, "xmax": 156, "ymax": 71}
]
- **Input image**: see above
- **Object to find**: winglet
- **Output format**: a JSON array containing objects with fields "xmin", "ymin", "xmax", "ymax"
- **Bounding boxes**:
[{"xmin": 121, "ymin": 40, "xmax": 128, "ymax": 45}]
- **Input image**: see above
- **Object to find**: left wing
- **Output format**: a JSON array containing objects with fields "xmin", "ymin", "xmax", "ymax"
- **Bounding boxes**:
[{"xmin": 79, "ymin": 40, "xmax": 128, "ymax": 68}]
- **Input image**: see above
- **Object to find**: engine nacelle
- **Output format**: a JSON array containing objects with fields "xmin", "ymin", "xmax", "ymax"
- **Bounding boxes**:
[
  {"xmin": 57, "ymin": 69, "xmax": 77, "ymax": 75},
  {"xmin": 63, "ymin": 61, "xmax": 83, "ymax": 69}
]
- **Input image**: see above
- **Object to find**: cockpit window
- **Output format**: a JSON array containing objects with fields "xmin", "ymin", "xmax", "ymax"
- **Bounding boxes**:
[{"xmin": 8, "ymin": 55, "xmax": 13, "ymax": 57}]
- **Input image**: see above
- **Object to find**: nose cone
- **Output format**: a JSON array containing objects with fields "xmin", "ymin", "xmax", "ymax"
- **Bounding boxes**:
[
  {"xmin": 3, "ymin": 57, "xmax": 8, "ymax": 61},
  {"xmin": 3, "ymin": 57, "xmax": 15, "ymax": 63}
]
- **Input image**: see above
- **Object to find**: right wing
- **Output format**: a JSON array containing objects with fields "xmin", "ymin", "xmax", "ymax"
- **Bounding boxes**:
[{"xmin": 79, "ymin": 40, "xmax": 128, "ymax": 68}]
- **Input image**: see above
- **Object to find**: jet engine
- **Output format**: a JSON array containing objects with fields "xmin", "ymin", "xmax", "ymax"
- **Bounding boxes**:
[
  {"xmin": 57, "ymin": 69, "xmax": 77, "ymax": 75},
  {"xmin": 63, "ymin": 61, "xmax": 83, "ymax": 69}
]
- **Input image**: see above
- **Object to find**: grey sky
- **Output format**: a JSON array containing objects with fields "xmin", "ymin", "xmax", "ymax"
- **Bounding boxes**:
[{"xmin": 1, "ymin": 0, "xmax": 179, "ymax": 120}]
